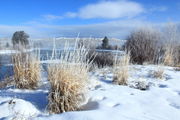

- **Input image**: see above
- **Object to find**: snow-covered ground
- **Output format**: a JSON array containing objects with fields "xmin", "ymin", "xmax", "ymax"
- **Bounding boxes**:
[
  {"xmin": 0, "ymin": 50, "xmax": 17, "ymax": 54},
  {"xmin": 0, "ymin": 49, "xmax": 34, "ymax": 55},
  {"xmin": 0, "ymin": 65, "xmax": 180, "ymax": 120}
]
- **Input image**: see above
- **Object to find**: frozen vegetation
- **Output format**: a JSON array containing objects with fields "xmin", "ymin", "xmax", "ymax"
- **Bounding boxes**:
[
  {"xmin": 0, "ymin": 25, "xmax": 180, "ymax": 120},
  {"xmin": 0, "ymin": 65, "xmax": 180, "ymax": 120}
]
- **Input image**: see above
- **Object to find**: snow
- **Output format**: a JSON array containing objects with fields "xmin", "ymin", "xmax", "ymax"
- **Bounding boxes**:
[
  {"xmin": 0, "ymin": 50, "xmax": 17, "ymax": 54},
  {"xmin": 0, "ymin": 49, "xmax": 34, "ymax": 54},
  {"xmin": 0, "ymin": 98, "xmax": 40, "ymax": 119},
  {"xmin": 0, "ymin": 65, "xmax": 180, "ymax": 120}
]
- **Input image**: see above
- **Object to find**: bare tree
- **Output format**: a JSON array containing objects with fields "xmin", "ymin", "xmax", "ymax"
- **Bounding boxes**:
[{"xmin": 125, "ymin": 27, "xmax": 161, "ymax": 64}]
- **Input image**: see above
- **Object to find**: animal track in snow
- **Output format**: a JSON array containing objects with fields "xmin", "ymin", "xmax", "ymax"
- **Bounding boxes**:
[
  {"xmin": 169, "ymin": 103, "xmax": 180, "ymax": 109},
  {"xmin": 158, "ymin": 84, "xmax": 168, "ymax": 88},
  {"xmin": 81, "ymin": 100, "xmax": 99, "ymax": 111}
]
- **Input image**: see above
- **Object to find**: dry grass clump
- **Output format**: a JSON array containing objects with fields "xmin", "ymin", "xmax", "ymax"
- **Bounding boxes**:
[
  {"xmin": 47, "ymin": 45, "xmax": 90, "ymax": 113},
  {"xmin": 113, "ymin": 52, "xmax": 130, "ymax": 85},
  {"xmin": 162, "ymin": 23, "xmax": 180, "ymax": 66},
  {"xmin": 13, "ymin": 52, "xmax": 40, "ymax": 89},
  {"xmin": 163, "ymin": 45, "xmax": 180, "ymax": 66},
  {"xmin": 152, "ymin": 66, "xmax": 164, "ymax": 79},
  {"xmin": 174, "ymin": 47, "xmax": 180, "ymax": 66},
  {"xmin": 163, "ymin": 46, "xmax": 174, "ymax": 66}
]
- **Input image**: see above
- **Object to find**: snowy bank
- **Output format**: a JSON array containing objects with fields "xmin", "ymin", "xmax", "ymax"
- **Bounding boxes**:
[{"xmin": 0, "ymin": 65, "xmax": 180, "ymax": 120}]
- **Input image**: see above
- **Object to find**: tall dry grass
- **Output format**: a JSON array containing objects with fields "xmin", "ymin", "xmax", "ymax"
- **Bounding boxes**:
[
  {"xmin": 163, "ymin": 45, "xmax": 180, "ymax": 66},
  {"xmin": 162, "ymin": 23, "xmax": 180, "ymax": 66},
  {"xmin": 13, "ymin": 51, "xmax": 40, "ymax": 89},
  {"xmin": 47, "ymin": 43, "xmax": 90, "ymax": 113},
  {"xmin": 152, "ymin": 66, "xmax": 164, "ymax": 79},
  {"xmin": 113, "ymin": 52, "xmax": 130, "ymax": 85},
  {"xmin": 163, "ymin": 46, "xmax": 174, "ymax": 66}
]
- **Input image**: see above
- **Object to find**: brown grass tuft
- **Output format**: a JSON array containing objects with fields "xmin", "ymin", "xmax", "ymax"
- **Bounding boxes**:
[
  {"xmin": 163, "ymin": 47, "xmax": 174, "ymax": 66},
  {"xmin": 47, "ymin": 45, "xmax": 90, "ymax": 113},
  {"xmin": 12, "ymin": 52, "xmax": 40, "ymax": 89},
  {"xmin": 152, "ymin": 66, "xmax": 164, "ymax": 79},
  {"xmin": 113, "ymin": 52, "xmax": 130, "ymax": 85},
  {"xmin": 163, "ymin": 44, "xmax": 180, "ymax": 67}
]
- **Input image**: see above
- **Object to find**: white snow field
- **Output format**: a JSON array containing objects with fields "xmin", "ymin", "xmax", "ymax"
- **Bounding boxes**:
[{"xmin": 0, "ymin": 65, "xmax": 180, "ymax": 120}]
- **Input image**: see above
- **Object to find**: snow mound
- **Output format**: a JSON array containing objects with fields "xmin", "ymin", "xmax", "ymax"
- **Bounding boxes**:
[{"xmin": 0, "ymin": 98, "xmax": 40, "ymax": 119}]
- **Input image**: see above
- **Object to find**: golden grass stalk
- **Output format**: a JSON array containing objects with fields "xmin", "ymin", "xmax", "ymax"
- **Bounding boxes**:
[
  {"xmin": 47, "ymin": 43, "xmax": 90, "ymax": 113},
  {"xmin": 152, "ymin": 66, "xmax": 164, "ymax": 79},
  {"xmin": 113, "ymin": 52, "xmax": 130, "ymax": 85},
  {"xmin": 13, "ymin": 51, "xmax": 40, "ymax": 89},
  {"xmin": 163, "ymin": 47, "xmax": 174, "ymax": 66}
]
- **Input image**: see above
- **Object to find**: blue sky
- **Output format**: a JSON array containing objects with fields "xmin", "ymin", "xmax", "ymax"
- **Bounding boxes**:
[{"xmin": 0, "ymin": 0, "xmax": 180, "ymax": 38}]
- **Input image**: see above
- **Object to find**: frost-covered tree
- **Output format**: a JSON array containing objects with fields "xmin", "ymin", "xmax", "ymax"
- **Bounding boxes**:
[
  {"xmin": 12, "ymin": 31, "xmax": 29, "ymax": 47},
  {"xmin": 125, "ymin": 27, "xmax": 161, "ymax": 64},
  {"xmin": 6, "ymin": 42, "xmax": 10, "ymax": 48},
  {"xmin": 102, "ymin": 36, "xmax": 109, "ymax": 49}
]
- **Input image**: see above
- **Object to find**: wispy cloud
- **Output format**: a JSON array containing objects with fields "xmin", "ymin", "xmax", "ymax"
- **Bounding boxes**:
[
  {"xmin": 149, "ymin": 6, "xmax": 168, "ymax": 12},
  {"xmin": 42, "ymin": 14, "xmax": 63, "ymax": 21},
  {"xmin": 0, "ymin": 25, "xmax": 45, "ymax": 38},
  {"xmin": 65, "ymin": 1, "xmax": 145, "ymax": 19},
  {"xmin": 65, "ymin": 12, "xmax": 77, "ymax": 18},
  {"xmin": 0, "ymin": 19, "xmax": 161, "ymax": 38}
]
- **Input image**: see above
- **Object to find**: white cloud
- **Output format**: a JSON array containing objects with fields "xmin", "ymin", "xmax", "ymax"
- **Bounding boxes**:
[
  {"xmin": 65, "ymin": 0, "xmax": 144, "ymax": 19},
  {"xmin": 42, "ymin": 14, "xmax": 63, "ymax": 21},
  {"xmin": 149, "ymin": 6, "xmax": 168, "ymax": 12},
  {"xmin": 0, "ymin": 19, "xmax": 159, "ymax": 38},
  {"xmin": 65, "ymin": 12, "xmax": 77, "ymax": 18},
  {"xmin": 0, "ymin": 24, "xmax": 56, "ymax": 38}
]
